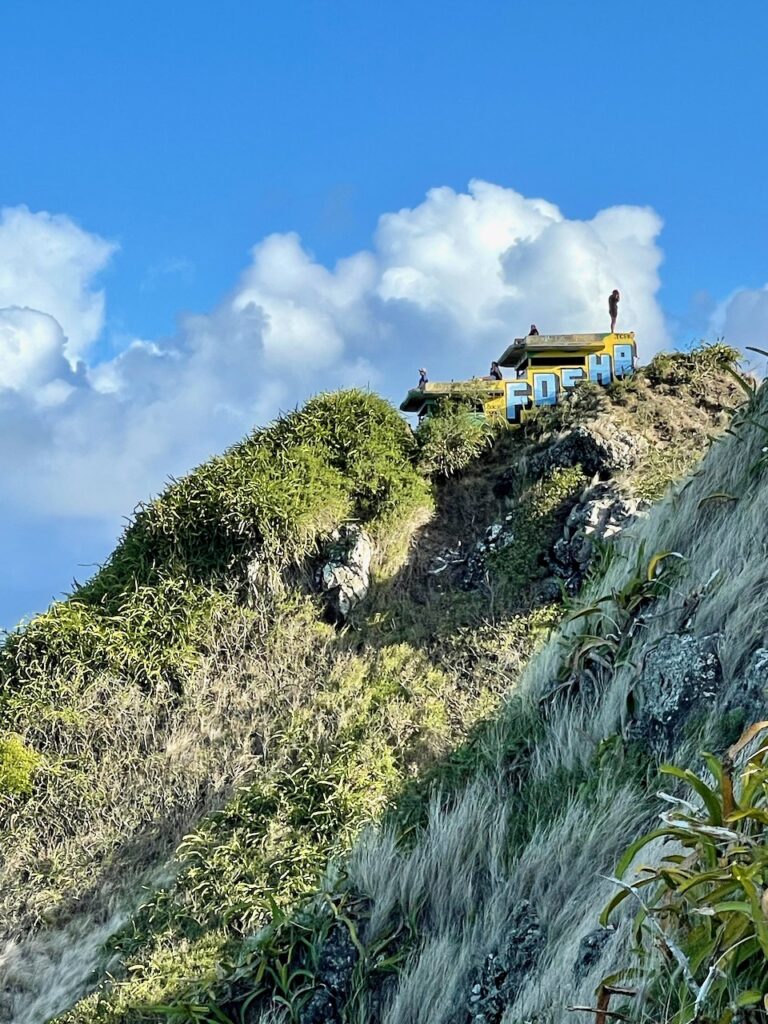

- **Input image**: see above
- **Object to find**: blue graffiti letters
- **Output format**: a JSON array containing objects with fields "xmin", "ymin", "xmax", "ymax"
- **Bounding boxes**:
[
  {"xmin": 588, "ymin": 353, "xmax": 613, "ymax": 384},
  {"xmin": 506, "ymin": 380, "xmax": 532, "ymax": 423},
  {"xmin": 561, "ymin": 367, "xmax": 585, "ymax": 392},
  {"xmin": 613, "ymin": 342, "xmax": 636, "ymax": 378},
  {"xmin": 533, "ymin": 372, "xmax": 559, "ymax": 405}
]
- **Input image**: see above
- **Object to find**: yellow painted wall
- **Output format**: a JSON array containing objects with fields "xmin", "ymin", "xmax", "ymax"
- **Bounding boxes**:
[{"xmin": 487, "ymin": 334, "xmax": 637, "ymax": 424}]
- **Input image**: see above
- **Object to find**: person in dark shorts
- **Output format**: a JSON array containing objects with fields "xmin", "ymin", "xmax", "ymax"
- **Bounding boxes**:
[
  {"xmin": 489, "ymin": 361, "xmax": 503, "ymax": 380},
  {"xmin": 417, "ymin": 368, "xmax": 428, "ymax": 391},
  {"xmin": 609, "ymin": 290, "xmax": 620, "ymax": 332}
]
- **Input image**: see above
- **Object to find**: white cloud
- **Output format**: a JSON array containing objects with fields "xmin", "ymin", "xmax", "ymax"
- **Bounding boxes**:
[
  {"xmin": 0, "ymin": 183, "xmax": 670, "ymax": 527},
  {"xmin": 0, "ymin": 206, "xmax": 116, "ymax": 363},
  {"xmin": 0, "ymin": 307, "xmax": 77, "ymax": 402},
  {"xmin": 711, "ymin": 285, "xmax": 768, "ymax": 368}
]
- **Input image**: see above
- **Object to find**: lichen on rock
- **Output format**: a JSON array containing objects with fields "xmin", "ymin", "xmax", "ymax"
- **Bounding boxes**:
[{"xmin": 629, "ymin": 633, "xmax": 722, "ymax": 752}]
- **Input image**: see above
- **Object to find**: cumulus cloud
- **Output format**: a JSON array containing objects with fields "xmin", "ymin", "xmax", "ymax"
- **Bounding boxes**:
[
  {"xmin": 0, "ymin": 182, "xmax": 670, "ymax": 527},
  {"xmin": 0, "ymin": 206, "xmax": 116, "ymax": 363},
  {"xmin": 0, "ymin": 307, "xmax": 78, "ymax": 403},
  {"xmin": 711, "ymin": 284, "xmax": 768, "ymax": 368}
]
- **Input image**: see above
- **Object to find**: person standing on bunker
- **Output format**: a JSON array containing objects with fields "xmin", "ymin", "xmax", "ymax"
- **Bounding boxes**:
[{"xmin": 609, "ymin": 289, "xmax": 620, "ymax": 333}]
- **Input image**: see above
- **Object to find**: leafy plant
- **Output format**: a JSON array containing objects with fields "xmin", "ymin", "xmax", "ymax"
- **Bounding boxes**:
[
  {"xmin": 548, "ymin": 547, "xmax": 685, "ymax": 703},
  {"xmin": 601, "ymin": 722, "xmax": 768, "ymax": 1023}
]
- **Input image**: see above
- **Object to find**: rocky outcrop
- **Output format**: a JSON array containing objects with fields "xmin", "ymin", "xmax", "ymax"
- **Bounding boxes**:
[
  {"xmin": 629, "ymin": 633, "xmax": 722, "ymax": 752},
  {"xmin": 317, "ymin": 526, "xmax": 373, "ymax": 620},
  {"xmin": 549, "ymin": 483, "xmax": 651, "ymax": 591},
  {"xmin": 627, "ymin": 642, "xmax": 767, "ymax": 755},
  {"xmin": 740, "ymin": 648, "xmax": 768, "ymax": 723},
  {"xmin": 299, "ymin": 923, "xmax": 359, "ymax": 1024},
  {"xmin": 435, "ymin": 483, "xmax": 649, "ymax": 595},
  {"xmin": 464, "ymin": 902, "xmax": 545, "ymax": 1024},
  {"xmin": 572, "ymin": 927, "xmax": 615, "ymax": 983},
  {"xmin": 528, "ymin": 420, "xmax": 648, "ymax": 480}
]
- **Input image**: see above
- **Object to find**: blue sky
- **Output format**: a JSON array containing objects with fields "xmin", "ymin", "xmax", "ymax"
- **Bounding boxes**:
[{"xmin": 1, "ymin": 0, "xmax": 767, "ymax": 628}]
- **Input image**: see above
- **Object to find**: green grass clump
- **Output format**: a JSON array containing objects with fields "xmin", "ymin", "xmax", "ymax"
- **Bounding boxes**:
[
  {"xmin": 415, "ymin": 393, "xmax": 500, "ymax": 477},
  {"xmin": 643, "ymin": 341, "xmax": 740, "ymax": 391},
  {"xmin": 0, "ymin": 733, "xmax": 41, "ymax": 796}
]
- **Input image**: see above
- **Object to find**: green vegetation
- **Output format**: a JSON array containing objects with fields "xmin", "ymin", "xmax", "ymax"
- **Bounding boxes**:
[
  {"xmin": 0, "ymin": 732, "xmax": 41, "ymax": 796},
  {"xmin": 643, "ymin": 341, "xmax": 741, "ymax": 392},
  {"xmin": 414, "ymin": 389, "xmax": 500, "ymax": 477},
  {"xmin": 488, "ymin": 465, "xmax": 587, "ymax": 597},
  {"xmin": 1, "ymin": 389, "xmax": 430, "ymax": 703},
  {"xmin": 602, "ymin": 724, "xmax": 768, "ymax": 1024},
  {"xmin": 0, "ymin": 346, "xmax": 752, "ymax": 1024}
]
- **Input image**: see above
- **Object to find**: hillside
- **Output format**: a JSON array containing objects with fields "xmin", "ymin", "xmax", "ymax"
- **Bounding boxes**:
[{"xmin": 0, "ymin": 344, "xmax": 760, "ymax": 1024}]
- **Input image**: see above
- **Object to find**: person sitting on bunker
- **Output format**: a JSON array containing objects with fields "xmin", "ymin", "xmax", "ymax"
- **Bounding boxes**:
[
  {"xmin": 609, "ymin": 289, "xmax": 620, "ymax": 332},
  {"xmin": 489, "ymin": 360, "xmax": 503, "ymax": 381},
  {"xmin": 529, "ymin": 323, "xmax": 539, "ymax": 335},
  {"xmin": 417, "ymin": 367, "xmax": 428, "ymax": 391}
]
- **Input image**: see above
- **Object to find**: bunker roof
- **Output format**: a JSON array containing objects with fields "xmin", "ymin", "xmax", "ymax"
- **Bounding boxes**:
[
  {"xmin": 400, "ymin": 380, "xmax": 503, "ymax": 413},
  {"xmin": 497, "ymin": 332, "xmax": 629, "ymax": 369}
]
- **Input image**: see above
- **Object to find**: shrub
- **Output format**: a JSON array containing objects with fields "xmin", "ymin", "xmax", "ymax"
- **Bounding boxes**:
[
  {"xmin": 415, "ymin": 393, "xmax": 499, "ymax": 477},
  {"xmin": 0, "ymin": 734, "xmax": 41, "ymax": 796},
  {"xmin": 643, "ymin": 342, "xmax": 741, "ymax": 390},
  {"xmin": 0, "ymin": 390, "xmax": 431, "ymax": 702}
]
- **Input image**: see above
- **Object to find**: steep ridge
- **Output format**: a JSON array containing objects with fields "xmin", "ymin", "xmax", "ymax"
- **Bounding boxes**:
[{"xmin": 0, "ymin": 346, "xmax": 748, "ymax": 1023}]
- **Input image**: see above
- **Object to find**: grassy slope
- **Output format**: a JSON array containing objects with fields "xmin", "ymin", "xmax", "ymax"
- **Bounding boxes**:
[
  {"xmin": 0, "ymin": 349, "xmax": 743, "ymax": 1024},
  {"xmin": 338, "ymin": 369, "xmax": 768, "ymax": 1024}
]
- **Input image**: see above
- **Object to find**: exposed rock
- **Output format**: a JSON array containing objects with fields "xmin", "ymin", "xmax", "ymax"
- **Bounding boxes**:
[
  {"xmin": 629, "ymin": 633, "xmax": 722, "ymax": 752},
  {"xmin": 428, "ymin": 542, "xmax": 466, "ymax": 578},
  {"xmin": 728, "ymin": 647, "xmax": 768, "ymax": 727},
  {"xmin": 572, "ymin": 927, "xmax": 614, "ymax": 982},
  {"xmin": 529, "ymin": 421, "xmax": 648, "ymax": 480},
  {"xmin": 433, "ymin": 481, "xmax": 647, "ymax": 597},
  {"xmin": 299, "ymin": 987, "xmax": 339, "ymax": 1024},
  {"xmin": 298, "ymin": 924, "xmax": 359, "ymax": 1024},
  {"xmin": 456, "ymin": 512, "xmax": 519, "ymax": 590},
  {"xmin": 316, "ymin": 923, "xmax": 358, "ymax": 995},
  {"xmin": 549, "ymin": 482, "xmax": 651, "ymax": 591},
  {"xmin": 317, "ymin": 526, "xmax": 373, "ymax": 620},
  {"xmin": 464, "ymin": 901, "xmax": 545, "ymax": 1024}
]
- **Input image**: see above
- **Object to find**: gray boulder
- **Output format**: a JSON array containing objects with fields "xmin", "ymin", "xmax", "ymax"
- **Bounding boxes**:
[
  {"xmin": 318, "ymin": 526, "xmax": 373, "ymax": 619},
  {"xmin": 529, "ymin": 420, "xmax": 648, "ymax": 480},
  {"xmin": 630, "ymin": 633, "xmax": 722, "ymax": 751},
  {"xmin": 464, "ymin": 901, "xmax": 545, "ymax": 1024},
  {"xmin": 550, "ymin": 482, "xmax": 650, "ymax": 590}
]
